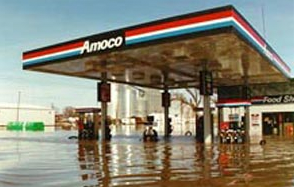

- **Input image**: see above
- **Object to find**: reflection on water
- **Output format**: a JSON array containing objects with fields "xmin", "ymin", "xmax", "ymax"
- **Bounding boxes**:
[{"xmin": 0, "ymin": 126, "xmax": 294, "ymax": 187}]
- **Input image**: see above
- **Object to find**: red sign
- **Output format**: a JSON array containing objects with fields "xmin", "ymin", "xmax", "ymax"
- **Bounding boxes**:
[
  {"xmin": 161, "ymin": 92, "xmax": 170, "ymax": 107},
  {"xmin": 98, "ymin": 83, "xmax": 111, "ymax": 102},
  {"xmin": 220, "ymin": 122, "xmax": 229, "ymax": 130}
]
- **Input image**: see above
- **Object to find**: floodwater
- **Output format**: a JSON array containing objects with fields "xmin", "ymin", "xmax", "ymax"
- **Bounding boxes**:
[{"xmin": 0, "ymin": 126, "xmax": 294, "ymax": 187}]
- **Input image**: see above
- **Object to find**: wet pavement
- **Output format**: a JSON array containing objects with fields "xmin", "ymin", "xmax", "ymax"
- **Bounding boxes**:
[{"xmin": 0, "ymin": 126, "xmax": 294, "ymax": 187}]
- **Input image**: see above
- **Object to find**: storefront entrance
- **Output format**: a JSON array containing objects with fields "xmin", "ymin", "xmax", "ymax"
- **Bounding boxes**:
[{"xmin": 262, "ymin": 112, "xmax": 294, "ymax": 136}]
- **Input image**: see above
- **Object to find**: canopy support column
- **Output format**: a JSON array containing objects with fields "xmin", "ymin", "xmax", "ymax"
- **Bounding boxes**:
[
  {"xmin": 242, "ymin": 54, "xmax": 250, "ymax": 144},
  {"xmin": 204, "ymin": 95, "xmax": 212, "ymax": 144},
  {"xmin": 163, "ymin": 71, "xmax": 170, "ymax": 138},
  {"xmin": 101, "ymin": 71, "xmax": 108, "ymax": 141},
  {"xmin": 94, "ymin": 112, "xmax": 99, "ymax": 139},
  {"xmin": 200, "ymin": 60, "xmax": 213, "ymax": 145},
  {"xmin": 244, "ymin": 105, "xmax": 250, "ymax": 143}
]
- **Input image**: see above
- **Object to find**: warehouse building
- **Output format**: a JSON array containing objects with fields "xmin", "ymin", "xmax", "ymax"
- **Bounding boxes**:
[{"xmin": 0, "ymin": 103, "xmax": 55, "ymax": 127}]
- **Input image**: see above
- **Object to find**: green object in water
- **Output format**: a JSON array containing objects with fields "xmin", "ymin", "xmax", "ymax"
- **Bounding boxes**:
[
  {"xmin": 25, "ymin": 122, "xmax": 45, "ymax": 131},
  {"xmin": 7, "ymin": 121, "xmax": 24, "ymax": 131}
]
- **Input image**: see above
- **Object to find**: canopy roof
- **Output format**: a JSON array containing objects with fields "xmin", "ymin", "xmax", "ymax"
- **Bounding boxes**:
[
  {"xmin": 75, "ymin": 107, "xmax": 101, "ymax": 114},
  {"xmin": 22, "ymin": 5, "xmax": 291, "ymax": 90}
]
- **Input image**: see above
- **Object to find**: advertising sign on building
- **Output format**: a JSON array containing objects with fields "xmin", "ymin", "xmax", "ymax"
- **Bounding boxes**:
[
  {"xmin": 251, "ymin": 94, "xmax": 294, "ymax": 105},
  {"xmin": 251, "ymin": 114, "xmax": 260, "ymax": 126}
]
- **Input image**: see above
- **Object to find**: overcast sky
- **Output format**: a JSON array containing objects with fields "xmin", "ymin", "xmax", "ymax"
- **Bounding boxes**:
[{"xmin": 0, "ymin": 0, "xmax": 293, "ymax": 110}]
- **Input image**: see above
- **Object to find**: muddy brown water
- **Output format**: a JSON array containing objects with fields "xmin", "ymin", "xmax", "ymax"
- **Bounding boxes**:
[{"xmin": 0, "ymin": 126, "xmax": 293, "ymax": 187}]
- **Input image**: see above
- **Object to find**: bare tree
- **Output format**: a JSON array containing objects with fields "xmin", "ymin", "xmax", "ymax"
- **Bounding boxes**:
[
  {"xmin": 63, "ymin": 106, "xmax": 76, "ymax": 118},
  {"xmin": 171, "ymin": 88, "xmax": 202, "ymax": 124}
]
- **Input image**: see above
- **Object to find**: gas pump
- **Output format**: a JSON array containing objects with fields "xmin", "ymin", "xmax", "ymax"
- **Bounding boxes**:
[
  {"xmin": 219, "ymin": 108, "xmax": 245, "ymax": 144},
  {"xmin": 142, "ymin": 115, "xmax": 158, "ymax": 142},
  {"xmin": 75, "ymin": 108, "xmax": 100, "ymax": 140},
  {"xmin": 79, "ymin": 115, "xmax": 95, "ymax": 140}
]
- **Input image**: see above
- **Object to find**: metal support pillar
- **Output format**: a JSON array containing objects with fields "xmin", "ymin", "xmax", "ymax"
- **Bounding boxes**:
[
  {"xmin": 203, "ymin": 95, "xmax": 212, "ymax": 144},
  {"xmin": 244, "ymin": 105, "xmax": 250, "ymax": 143},
  {"xmin": 199, "ymin": 60, "xmax": 212, "ymax": 144},
  {"xmin": 94, "ymin": 112, "xmax": 99, "ymax": 139},
  {"xmin": 218, "ymin": 107, "xmax": 224, "ymax": 125},
  {"xmin": 217, "ymin": 107, "xmax": 223, "ymax": 142},
  {"xmin": 163, "ymin": 72, "xmax": 170, "ymax": 138},
  {"xmin": 164, "ymin": 89, "xmax": 169, "ymax": 138},
  {"xmin": 242, "ymin": 53, "xmax": 250, "ymax": 143},
  {"xmin": 101, "ymin": 71, "xmax": 107, "ymax": 141}
]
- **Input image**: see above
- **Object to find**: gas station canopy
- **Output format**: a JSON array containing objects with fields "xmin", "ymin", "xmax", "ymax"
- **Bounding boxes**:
[{"xmin": 22, "ymin": 6, "xmax": 291, "ymax": 89}]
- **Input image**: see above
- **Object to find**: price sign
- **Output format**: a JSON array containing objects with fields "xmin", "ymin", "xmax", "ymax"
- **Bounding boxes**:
[{"xmin": 98, "ymin": 82, "xmax": 111, "ymax": 102}]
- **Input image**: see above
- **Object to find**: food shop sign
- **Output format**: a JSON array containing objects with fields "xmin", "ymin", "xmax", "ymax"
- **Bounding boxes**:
[{"xmin": 252, "ymin": 95, "xmax": 294, "ymax": 105}]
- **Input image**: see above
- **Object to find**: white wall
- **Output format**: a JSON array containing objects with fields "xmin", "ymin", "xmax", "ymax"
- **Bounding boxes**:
[
  {"xmin": 251, "ymin": 103, "xmax": 294, "ymax": 113},
  {"xmin": 0, "ymin": 106, "xmax": 55, "ymax": 126},
  {"xmin": 249, "ymin": 103, "xmax": 294, "ymax": 142}
]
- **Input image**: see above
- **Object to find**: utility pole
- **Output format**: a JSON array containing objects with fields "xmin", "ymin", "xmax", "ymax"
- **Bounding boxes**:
[{"xmin": 16, "ymin": 91, "xmax": 21, "ymax": 122}]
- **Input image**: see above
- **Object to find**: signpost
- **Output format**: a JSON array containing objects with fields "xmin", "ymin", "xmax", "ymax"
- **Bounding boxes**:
[{"xmin": 200, "ymin": 71, "xmax": 213, "ymax": 96}]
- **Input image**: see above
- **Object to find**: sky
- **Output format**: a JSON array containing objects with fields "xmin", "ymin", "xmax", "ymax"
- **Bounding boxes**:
[{"xmin": 0, "ymin": 0, "xmax": 293, "ymax": 111}]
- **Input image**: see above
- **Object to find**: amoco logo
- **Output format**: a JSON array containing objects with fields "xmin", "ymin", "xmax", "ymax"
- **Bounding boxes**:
[{"xmin": 81, "ymin": 36, "xmax": 123, "ymax": 54}]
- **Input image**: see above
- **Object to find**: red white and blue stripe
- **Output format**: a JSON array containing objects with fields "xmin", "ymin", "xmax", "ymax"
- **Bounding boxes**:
[
  {"xmin": 23, "ymin": 8, "xmax": 290, "ymax": 78},
  {"xmin": 125, "ymin": 11, "xmax": 232, "ymax": 45},
  {"xmin": 217, "ymin": 99, "xmax": 251, "ymax": 107},
  {"xmin": 125, "ymin": 10, "xmax": 290, "ymax": 78},
  {"xmin": 251, "ymin": 96, "xmax": 265, "ymax": 104},
  {"xmin": 23, "ymin": 41, "xmax": 84, "ymax": 66}
]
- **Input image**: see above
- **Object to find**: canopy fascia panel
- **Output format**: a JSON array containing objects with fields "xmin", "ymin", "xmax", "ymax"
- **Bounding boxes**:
[{"xmin": 22, "ymin": 5, "xmax": 291, "ymax": 89}]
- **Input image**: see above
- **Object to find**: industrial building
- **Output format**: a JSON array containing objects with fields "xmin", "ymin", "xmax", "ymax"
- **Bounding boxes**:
[
  {"xmin": 109, "ymin": 83, "xmax": 162, "ymax": 121},
  {"xmin": 0, "ymin": 103, "xmax": 55, "ymax": 127}
]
